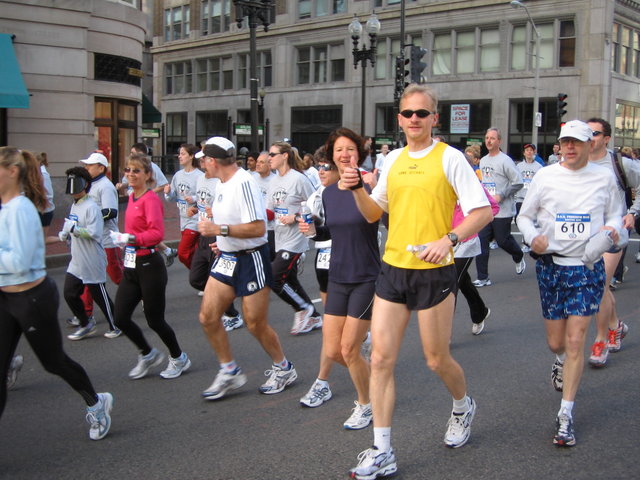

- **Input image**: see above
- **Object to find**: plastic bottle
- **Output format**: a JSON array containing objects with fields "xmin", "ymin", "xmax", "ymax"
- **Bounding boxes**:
[
  {"xmin": 406, "ymin": 243, "xmax": 453, "ymax": 265},
  {"xmin": 300, "ymin": 201, "xmax": 316, "ymax": 238}
]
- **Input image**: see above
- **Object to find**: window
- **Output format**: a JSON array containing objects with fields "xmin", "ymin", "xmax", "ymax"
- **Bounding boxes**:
[
  {"xmin": 201, "ymin": 0, "xmax": 231, "ymax": 35},
  {"xmin": 196, "ymin": 111, "xmax": 228, "ymax": 140},
  {"xmin": 166, "ymin": 112, "xmax": 187, "ymax": 155},
  {"xmin": 509, "ymin": 98, "xmax": 565, "ymax": 158},
  {"xmin": 612, "ymin": 23, "xmax": 640, "ymax": 78},
  {"xmin": 298, "ymin": 0, "xmax": 346, "ymax": 19},
  {"xmin": 239, "ymin": 51, "xmax": 273, "ymax": 89},
  {"xmin": 296, "ymin": 45, "xmax": 345, "ymax": 84},
  {"xmin": 375, "ymin": 37, "xmax": 424, "ymax": 81},
  {"xmin": 194, "ymin": 57, "xmax": 234, "ymax": 92},
  {"xmin": 164, "ymin": 61, "xmax": 192, "ymax": 95},
  {"xmin": 615, "ymin": 102, "xmax": 640, "ymax": 148},
  {"xmin": 374, "ymin": 0, "xmax": 406, "ymax": 7},
  {"xmin": 164, "ymin": 5, "xmax": 191, "ymax": 42},
  {"xmin": 433, "ymin": 27, "xmax": 500, "ymax": 76},
  {"xmin": 510, "ymin": 19, "xmax": 575, "ymax": 72}
]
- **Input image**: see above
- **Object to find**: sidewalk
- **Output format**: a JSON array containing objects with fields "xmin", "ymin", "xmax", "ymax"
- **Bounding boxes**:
[{"xmin": 45, "ymin": 194, "xmax": 182, "ymax": 269}]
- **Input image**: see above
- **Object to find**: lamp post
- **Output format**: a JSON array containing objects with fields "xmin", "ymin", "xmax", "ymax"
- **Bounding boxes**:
[
  {"xmin": 258, "ymin": 87, "xmax": 267, "ymax": 148},
  {"xmin": 511, "ymin": 0, "xmax": 540, "ymax": 148},
  {"xmin": 348, "ymin": 12, "xmax": 381, "ymax": 137},
  {"xmin": 234, "ymin": 0, "xmax": 272, "ymax": 152}
]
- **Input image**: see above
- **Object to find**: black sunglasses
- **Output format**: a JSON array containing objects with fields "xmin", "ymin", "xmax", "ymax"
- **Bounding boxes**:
[
  {"xmin": 268, "ymin": 152, "xmax": 281, "ymax": 157},
  {"xmin": 591, "ymin": 130, "xmax": 603, "ymax": 137},
  {"xmin": 317, "ymin": 164, "xmax": 335, "ymax": 172},
  {"xmin": 123, "ymin": 167, "xmax": 142, "ymax": 174},
  {"xmin": 399, "ymin": 109, "xmax": 433, "ymax": 119}
]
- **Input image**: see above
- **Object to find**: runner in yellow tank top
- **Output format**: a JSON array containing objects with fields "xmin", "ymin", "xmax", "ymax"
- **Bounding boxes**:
[{"xmin": 342, "ymin": 84, "xmax": 493, "ymax": 480}]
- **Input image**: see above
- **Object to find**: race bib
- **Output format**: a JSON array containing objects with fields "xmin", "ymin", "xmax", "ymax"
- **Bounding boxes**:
[
  {"xmin": 484, "ymin": 182, "xmax": 496, "ymax": 196},
  {"xmin": 274, "ymin": 207, "xmax": 288, "ymax": 220},
  {"xmin": 177, "ymin": 199, "xmax": 188, "ymax": 216},
  {"xmin": 316, "ymin": 247, "xmax": 331, "ymax": 270},
  {"xmin": 124, "ymin": 246, "xmax": 136, "ymax": 269},
  {"xmin": 554, "ymin": 213, "xmax": 591, "ymax": 241},
  {"xmin": 212, "ymin": 253, "xmax": 237, "ymax": 277},
  {"xmin": 523, "ymin": 178, "xmax": 531, "ymax": 189},
  {"xmin": 197, "ymin": 204, "xmax": 209, "ymax": 222}
]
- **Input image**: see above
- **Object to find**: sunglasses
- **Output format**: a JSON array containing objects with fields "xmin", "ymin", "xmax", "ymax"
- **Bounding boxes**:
[
  {"xmin": 123, "ymin": 167, "xmax": 142, "ymax": 174},
  {"xmin": 317, "ymin": 164, "xmax": 336, "ymax": 172},
  {"xmin": 399, "ymin": 109, "xmax": 433, "ymax": 119},
  {"xmin": 591, "ymin": 130, "xmax": 603, "ymax": 137},
  {"xmin": 268, "ymin": 152, "xmax": 281, "ymax": 157}
]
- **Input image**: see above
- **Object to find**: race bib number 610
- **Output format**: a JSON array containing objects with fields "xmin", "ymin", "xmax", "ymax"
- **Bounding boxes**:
[{"xmin": 554, "ymin": 213, "xmax": 591, "ymax": 241}]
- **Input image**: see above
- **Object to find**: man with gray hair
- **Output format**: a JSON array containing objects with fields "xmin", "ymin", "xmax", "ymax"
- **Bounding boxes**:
[{"xmin": 474, "ymin": 127, "xmax": 526, "ymax": 287}]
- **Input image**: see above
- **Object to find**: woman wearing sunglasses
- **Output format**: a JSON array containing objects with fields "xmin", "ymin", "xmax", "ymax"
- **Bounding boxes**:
[
  {"xmin": 112, "ymin": 153, "xmax": 191, "ymax": 380},
  {"xmin": 298, "ymin": 128, "xmax": 381, "ymax": 430}
]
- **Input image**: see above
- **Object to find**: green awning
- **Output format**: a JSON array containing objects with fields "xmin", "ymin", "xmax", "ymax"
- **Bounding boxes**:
[
  {"xmin": 0, "ymin": 33, "xmax": 29, "ymax": 109},
  {"xmin": 142, "ymin": 94, "xmax": 161, "ymax": 123}
]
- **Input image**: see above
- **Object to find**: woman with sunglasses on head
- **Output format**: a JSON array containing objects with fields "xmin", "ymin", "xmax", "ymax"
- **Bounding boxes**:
[
  {"xmin": 298, "ymin": 128, "xmax": 381, "ymax": 430},
  {"xmin": 164, "ymin": 144, "xmax": 204, "ymax": 269},
  {"xmin": 113, "ymin": 153, "xmax": 191, "ymax": 380},
  {"xmin": 0, "ymin": 147, "xmax": 113, "ymax": 441},
  {"xmin": 267, "ymin": 141, "xmax": 321, "ymax": 335}
]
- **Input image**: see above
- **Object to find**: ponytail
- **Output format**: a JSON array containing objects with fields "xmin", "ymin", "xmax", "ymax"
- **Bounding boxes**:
[{"xmin": 0, "ymin": 147, "xmax": 48, "ymax": 211}]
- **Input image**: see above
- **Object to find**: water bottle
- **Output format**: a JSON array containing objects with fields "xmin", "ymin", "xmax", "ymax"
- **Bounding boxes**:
[
  {"xmin": 300, "ymin": 201, "xmax": 316, "ymax": 238},
  {"xmin": 406, "ymin": 243, "xmax": 453, "ymax": 265}
]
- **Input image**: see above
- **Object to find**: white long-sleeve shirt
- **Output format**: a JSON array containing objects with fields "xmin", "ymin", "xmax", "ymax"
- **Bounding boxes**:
[{"xmin": 517, "ymin": 162, "xmax": 623, "ymax": 266}]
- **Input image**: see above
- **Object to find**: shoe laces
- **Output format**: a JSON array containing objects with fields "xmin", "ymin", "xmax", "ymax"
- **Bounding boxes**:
[
  {"xmin": 308, "ymin": 383, "xmax": 329, "ymax": 401},
  {"xmin": 447, "ymin": 411, "xmax": 467, "ymax": 436},
  {"xmin": 557, "ymin": 414, "xmax": 572, "ymax": 435},
  {"xmin": 86, "ymin": 404, "xmax": 104, "ymax": 428},
  {"xmin": 608, "ymin": 328, "xmax": 618, "ymax": 345},
  {"xmin": 591, "ymin": 341, "xmax": 606, "ymax": 356}
]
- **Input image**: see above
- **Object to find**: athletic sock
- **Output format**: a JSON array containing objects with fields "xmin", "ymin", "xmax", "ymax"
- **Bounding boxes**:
[
  {"xmin": 220, "ymin": 360, "xmax": 238, "ymax": 373},
  {"xmin": 558, "ymin": 399, "xmax": 574, "ymax": 418},
  {"xmin": 373, "ymin": 427, "xmax": 391, "ymax": 452},
  {"xmin": 556, "ymin": 353, "xmax": 566, "ymax": 364},
  {"xmin": 452, "ymin": 395, "xmax": 470, "ymax": 414},
  {"xmin": 275, "ymin": 357, "xmax": 290, "ymax": 370}
]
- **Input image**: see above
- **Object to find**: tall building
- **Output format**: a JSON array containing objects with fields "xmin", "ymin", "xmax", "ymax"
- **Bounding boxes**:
[
  {"xmin": 0, "ymin": 0, "xmax": 150, "ymax": 212},
  {"xmin": 151, "ymin": 0, "xmax": 639, "ymax": 160}
]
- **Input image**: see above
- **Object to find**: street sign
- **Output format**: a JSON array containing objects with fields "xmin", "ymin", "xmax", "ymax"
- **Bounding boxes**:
[
  {"xmin": 450, "ymin": 104, "xmax": 470, "ymax": 134},
  {"xmin": 142, "ymin": 128, "xmax": 160, "ymax": 138},
  {"xmin": 234, "ymin": 123, "xmax": 264, "ymax": 136}
]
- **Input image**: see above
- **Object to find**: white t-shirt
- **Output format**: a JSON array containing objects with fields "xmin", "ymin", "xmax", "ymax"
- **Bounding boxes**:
[
  {"xmin": 517, "ymin": 162, "xmax": 623, "ymax": 265},
  {"xmin": 165, "ymin": 168, "xmax": 204, "ymax": 231},
  {"xmin": 251, "ymin": 171, "xmax": 276, "ymax": 231},
  {"xmin": 195, "ymin": 175, "xmax": 220, "ymax": 224},
  {"xmin": 87, "ymin": 174, "xmax": 119, "ymax": 248},
  {"xmin": 212, "ymin": 168, "xmax": 267, "ymax": 252}
]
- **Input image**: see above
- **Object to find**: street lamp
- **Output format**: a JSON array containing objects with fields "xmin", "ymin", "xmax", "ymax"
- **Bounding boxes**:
[
  {"xmin": 348, "ymin": 12, "xmax": 381, "ymax": 136},
  {"xmin": 511, "ymin": 0, "xmax": 540, "ymax": 148},
  {"xmin": 234, "ymin": 0, "xmax": 272, "ymax": 152}
]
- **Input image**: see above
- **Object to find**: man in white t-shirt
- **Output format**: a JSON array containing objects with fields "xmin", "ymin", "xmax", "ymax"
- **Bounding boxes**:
[
  {"xmin": 252, "ymin": 151, "xmax": 277, "ymax": 259},
  {"xmin": 197, "ymin": 137, "xmax": 297, "ymax": 401}
]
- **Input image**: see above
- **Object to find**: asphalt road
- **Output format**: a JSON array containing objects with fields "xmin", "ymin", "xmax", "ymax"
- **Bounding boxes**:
[{"xmin": 1, "ymin": 238, "xmax": 639, "ymax": 480}]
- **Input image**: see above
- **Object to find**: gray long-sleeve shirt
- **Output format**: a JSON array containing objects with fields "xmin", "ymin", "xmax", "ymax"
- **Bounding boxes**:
[{"xmin": 480, "ymin": 151, "xmax": 523, "ymax": 218}]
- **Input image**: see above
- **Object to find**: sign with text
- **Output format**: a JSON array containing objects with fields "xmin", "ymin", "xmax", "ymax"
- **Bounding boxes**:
[
  {"xmin": 234, "ymin": 123, "xmax": 264, "ymax": 136},
  {"xmin": 450, "ymin": 104, "xmax": 470, "ymax": 134}
]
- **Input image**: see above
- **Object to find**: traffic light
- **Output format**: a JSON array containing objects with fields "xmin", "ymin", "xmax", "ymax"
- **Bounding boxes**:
[
  {"xmin": 409, "ymin": 46, "xmax": 428, "ymax": 84},
  {"xmin": 394, "ymin": 55, "xmax": 410, "ymax": 100},
  {"xmin": 557, "ymin": 93, "xmax": 568, "ymax": 127}
]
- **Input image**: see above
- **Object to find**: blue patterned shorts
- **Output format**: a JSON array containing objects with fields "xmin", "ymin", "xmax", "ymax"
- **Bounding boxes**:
[{"xmin": 535, "ymin": 258, "xmax": 605, "ymax": 320}]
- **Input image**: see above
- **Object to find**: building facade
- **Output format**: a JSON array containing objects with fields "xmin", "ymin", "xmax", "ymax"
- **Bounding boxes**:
[
  {"xmin": 151, "ymin": 0, "xmax": 640, "ymax": 160},
  {"xmin": 0, "ymin": 0, "xmax": 148, "ymax": 213}
]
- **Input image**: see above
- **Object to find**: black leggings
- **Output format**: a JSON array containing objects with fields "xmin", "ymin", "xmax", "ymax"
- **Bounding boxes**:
[
  {"xmin": 114, "ymin": 252, "xmax": 182, "ymax": 358},
  {"xmin": 454, "ymin": 256, "xmax": 488, "ymax": 324},
  {"xmin": 271, "ymin": 249, "xmax": 317, "ymax": 314},
  {"xmin": 64, "ymin": 273, "xmax": 116, "ymax": 329},
  {"xmin": 0, "ymin": 277, "xmax": 98, "ymax": 418},
  {"xmin": 188, "ymin": 236, "xmax": 239, "ymax": 317}
]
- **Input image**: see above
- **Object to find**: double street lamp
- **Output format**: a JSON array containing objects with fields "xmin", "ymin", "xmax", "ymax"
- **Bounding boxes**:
[
  {"xmin": 511, "ymin": 0, "xmax": 540, "ymax": 148},
  {"xmin": 348, "ymin": 13, "xmax": 381, "ymax": 137},
  {"xmin": 234, "ymin": 0, "xmax": 272, "ymax": 152}
]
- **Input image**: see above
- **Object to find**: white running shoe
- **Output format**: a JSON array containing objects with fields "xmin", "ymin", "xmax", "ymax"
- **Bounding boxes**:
[
  {"xmin": 66, "ymin": 316, "xmax": 81, "ymax": 328},
  {"xmin": 444, "ymin": 397, "xmax": 477, "ymax": 448},
  {"xmin": 6, "ymin": 355, "xmax": 23, "ymax": 390},
  {"xmin": 164, "ymin": 248, "xmax": 178, "ymax": 267},
  {"xmin": 67, "ymin": 318, "xmax": 97, "ymax": 341},
  {"xmin": 160, "ymin": 352, "xmax": 191, "ymax": 379},
  {"xmin": 300, "ymin": 379, "xmax": 332, "ymax": 408},
  {"xmin": 222, "ymin": 313, "xmax": 244, "ymax": 332},
  {"xmin": 349, "ymin": 446, "xmax": 397, "ymax": 480},
  {"xmin": 472, "ymin": 278, "xmax": 492, "ymax": 287},
  {"xmin": 128, "ymin": 348, "xmax": 165, "ymax": 379},
  {"xmin": 259, "ymin": 363, "xmax": 298, "ymax": 394},
  {"xmin": 86, "ymin": 392, "xmax": 113, "ymax": 441},
  {"xmin": 104, "ymin": 328, "xmax": 122, "ymax": 339},
  {"xmin": 291, "ymin": 304, "xmax": 315, "ymax": 335},
  {"xmin": 343, "ymin": 401, "xmax": 373, "ymax": 430},
  {"xmin": 472, "ymin": 308, "xmax": 490, "ymax": 335},
  {"xmin": 516, "ymin": 257, "xmax": 526, "ymax": 275},
  {"xmin": 489, "ymin": 240, "xmax": 498, "ymax": 250},
  {"xmin": 202, "ymin": 368, "xmax": 247, "ymax": 400}
]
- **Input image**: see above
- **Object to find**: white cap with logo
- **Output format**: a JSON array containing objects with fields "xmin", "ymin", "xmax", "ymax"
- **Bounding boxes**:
[
  {"xmin": 558, "ymin": 120, "xmax": 593, "ymax": 142},
  {"xmin": 80, "ymin": 152, "xmax": 109, "ymax": 167}
]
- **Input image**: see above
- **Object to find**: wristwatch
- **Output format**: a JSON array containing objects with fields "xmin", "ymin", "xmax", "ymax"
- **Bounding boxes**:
[
  {"xmin": 447, "ymin": 232, "xmax": 459, "ymax": 247},
  {"xmin": 220, "ymin": 224, "xmax": 229, "ymax": 237}
]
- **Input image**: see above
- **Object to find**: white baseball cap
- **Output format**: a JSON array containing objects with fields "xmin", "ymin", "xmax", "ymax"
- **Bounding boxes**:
[
  {"xmin": 558, "ymin": 120, "xmax": 593, "ymax": 142},
  {"xmin": 80, "ymin": 152, "xmax": 109, "ymax": 167},
  {"xmin": 203, "ymin": 136, "xmax": 236, "ymax": 159}
]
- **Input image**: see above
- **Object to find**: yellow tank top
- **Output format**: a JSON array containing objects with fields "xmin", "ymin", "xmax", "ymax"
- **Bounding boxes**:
[{"xmin": 383, "ymin": 142, "xmax": 458, "ymax": 269}]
